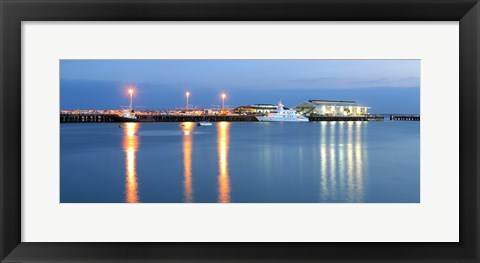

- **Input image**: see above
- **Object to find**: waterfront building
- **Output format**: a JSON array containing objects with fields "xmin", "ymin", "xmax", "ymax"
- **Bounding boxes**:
[
  {"xmin": 294, "ymin": 100, "xmax": 369, "ymax": 116},
  {"xmin": 234, "ymin": 104, "xmax": 289, "ymax": 115}
]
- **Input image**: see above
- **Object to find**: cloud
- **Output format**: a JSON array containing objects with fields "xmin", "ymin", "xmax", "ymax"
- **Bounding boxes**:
[
  {"xmin": 287, "ymin": 77, "xmax": 340, "ymax": 83},
  {"xmin": 285, "ymin": 77, "xmax": 420, "ymax": 89}
]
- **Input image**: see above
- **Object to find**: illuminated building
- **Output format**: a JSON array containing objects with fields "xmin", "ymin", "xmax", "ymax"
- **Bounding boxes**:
[
  {"xmin": 294, "ymin": 100, "xmax": 370, "ymax": 116},
  {"xmin": 234, "ymin": 104, "xmax": 289, "ymax": 115}
]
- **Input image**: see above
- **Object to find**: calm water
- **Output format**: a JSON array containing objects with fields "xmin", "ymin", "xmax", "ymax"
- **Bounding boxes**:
[{"xmin": 60, "ymin": 121, "xmax": 420, "ymax": 203}]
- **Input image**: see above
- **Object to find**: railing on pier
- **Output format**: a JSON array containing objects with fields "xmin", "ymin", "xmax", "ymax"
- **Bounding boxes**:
[{"xmin": 390, "ymin": 115, "xmax": 420, "ymax": 121}]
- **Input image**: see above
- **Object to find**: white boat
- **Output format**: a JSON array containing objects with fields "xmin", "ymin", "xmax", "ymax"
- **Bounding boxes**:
[
  {"xmin": 119, "ymin": 92, "xmax": 138, "ymax": 121},
  {"xmin": 117, "ymin": 109, "xmax": 138, "ymax": 122},
  {"xmin": 197, "ymin": 121, "xmax": 213, "ymax": 126},
  {"xmin": 256, "ymin": 101, "xmax": 309, "ymax": 122}
]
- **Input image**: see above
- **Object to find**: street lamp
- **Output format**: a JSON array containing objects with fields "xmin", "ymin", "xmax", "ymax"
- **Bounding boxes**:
[
  {"xmin": 221, "ymin": 93, "xmax": 226, "ymax": 111},
  {"xmin": 186, "ymin": 91, "xmax": 190, "ymax": 111},
  {"xmin": 128, "ymin": 88, "xmax": 134, "ymax": 111}
]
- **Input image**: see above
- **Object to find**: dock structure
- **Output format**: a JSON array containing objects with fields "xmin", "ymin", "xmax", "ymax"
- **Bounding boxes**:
[
  {"xmin": 139, "ymin": 115, "xmax": 258, "ymax": 122},
  {"xmin": 61, "ymin": 114, "xmax": 387, "ymax": 123},
  {"xmin": 390, "ymin": 115, "xmax": 420, "ymax": 121},
  {"xmin": 60, "ymin": 114, "xmax": 258, "ymax": 123},
  {"xmin": 60, "ymin": 114, "xmax": 119, "ymax": 123},
  {"xmin": 308, "ymin": 115, "xmax": 384, "ymax": 122}
]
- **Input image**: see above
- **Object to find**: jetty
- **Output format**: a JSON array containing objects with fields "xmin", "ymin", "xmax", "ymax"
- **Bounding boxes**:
[
  {"xmin": 60, "ymin": 113, "xmax": 388, "ymax": 123},
  {"xmin": 60, "ymin": 114, "xmax": 258, "ymax": 123},
  {"xmin": 61, "ymin": 114, "xmax": 118, "ymax": 123},
  {"xmin": 308, "ymin": 115, "xmax": 384, "ymax": 122},
  {"xmin": 390, "ymin": 115, "xmax": 420, "ymax": 121}
]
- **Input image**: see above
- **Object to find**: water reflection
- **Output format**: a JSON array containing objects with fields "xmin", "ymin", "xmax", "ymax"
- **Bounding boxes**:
[
  {"xmin": 217, "ymin": 122, "xmax": 231, "ymax": 203},
  {"xmin": 347, "ymin": 122, "xmax": 354, "ymax": 201},
  {"xmin": 319, "ymin": 121, "xmax": 367, "ymax": 202},
  {"xmin": 181, "ymin": 122, "xmax": 195, "ymax": 202},
  {"xmin": 320, "ymin": 122, "xmax": 328, "ymax": 199},
  {"xmin": 61, "ymin": 120, "xmax": 418, "ymax": 203},
  {"xmin": 354, "ymin": 122, "xmax": 364, "ymax": 201},
  {"xmin": 338, "ymin": 122, "xmax": 346, "ymax": 196},
  {"xmin": 329, "ymin": 122, "xmax": 337, "ymax": 197},
  {"xmin": 123, "ymin": 122, "xmax": 139, "ymax": 203}
]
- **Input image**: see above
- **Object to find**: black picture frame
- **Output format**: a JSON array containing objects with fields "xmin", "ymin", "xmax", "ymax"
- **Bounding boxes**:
[{"xmin": 1, "ymin": 0, "xmax": 479, "ymax": 262}]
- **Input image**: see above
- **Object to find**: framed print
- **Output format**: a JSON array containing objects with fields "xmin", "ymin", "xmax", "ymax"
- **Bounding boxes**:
[
  {"xmin": 1, "ymin": 0, "xmax": 479, "ymax": 262},
  {"xmin": 59, "ymin": 59, "xmax": 421, "ymax": 204}
]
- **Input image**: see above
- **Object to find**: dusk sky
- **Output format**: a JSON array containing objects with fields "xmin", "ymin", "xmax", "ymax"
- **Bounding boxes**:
[{"xmin": 60, "ymin": 60, "xmax": 420, "ymax": 114}]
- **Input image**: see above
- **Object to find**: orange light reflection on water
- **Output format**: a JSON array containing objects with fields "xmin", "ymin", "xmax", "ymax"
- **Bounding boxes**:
[
  {"xmin": 181, "ymin": 122, "xmax": 194, "ymax": 202},
  {"xmin": 217, "ymin": 122, "xmax": 231, "ymax": 203},
  {"xmin": 123, "ymin": 122, "xmax": 139, "ymax": 203}
]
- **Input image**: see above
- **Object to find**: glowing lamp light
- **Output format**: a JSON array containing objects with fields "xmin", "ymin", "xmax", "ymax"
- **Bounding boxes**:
[
  {"xmin": 185, "ymin": 91, "xmax": 190, "ymax": 110},
  {"xmin": 220, "ymin": 93, "xmax": 227, "ymax": 111},
  {"xmin": 127, "ymin": 87, "xmax": 135, "ymax": 111}
]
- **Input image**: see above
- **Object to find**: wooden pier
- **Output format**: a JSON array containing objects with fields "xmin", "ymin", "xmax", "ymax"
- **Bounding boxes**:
[
  {"xmin": 60, "ymin": 114, "xmax": 119, "ymax": 123},
  {"xmin": 308, "ymin": 115, "xmax": 384, "ymax": 122},
  {"xmin": 138, "ymin": 115, "xmax": 258, "ymax": 122},
  {"xmin": 390, "ymin": 115, "xmax": 420, "ymax": 121},
  {"xmin": 60, "ymin": 114, "xmax": 386, "ymax": 123},
  {"xmin": 60, "ymin": 114, "xmax": 258, "ymax": 123}
]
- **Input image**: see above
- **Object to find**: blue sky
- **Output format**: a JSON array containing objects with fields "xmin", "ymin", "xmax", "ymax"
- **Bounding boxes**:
[{"xmin": 60, "ymin": 60, "xmax": 420, "ymax": 114}]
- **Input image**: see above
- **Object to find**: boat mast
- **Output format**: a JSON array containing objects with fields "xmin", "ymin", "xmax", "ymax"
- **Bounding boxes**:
[{"xmin": 278, "ymin": 98, "xmax": 283, "ymax": 112}]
